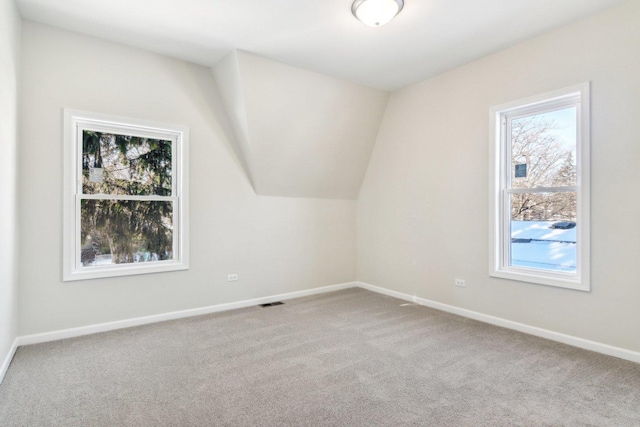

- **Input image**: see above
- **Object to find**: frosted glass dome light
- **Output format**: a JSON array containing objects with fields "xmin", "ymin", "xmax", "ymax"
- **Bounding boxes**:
[{"xmin": 352, "ymin": 0, "xmax": 404, "ymax": 27}]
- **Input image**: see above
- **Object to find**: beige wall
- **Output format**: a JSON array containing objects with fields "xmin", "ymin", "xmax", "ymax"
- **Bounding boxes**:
[
  {"xmin": 0, "ymin": 0, "xmax": 21, "ymax": 366},
  {"xmin": 358, "ymin": 1, "xmax": 640, "ymax": 352},
  {"xmin": 18, "ymin": 23, "xmax": 356, "ymax": 335}
]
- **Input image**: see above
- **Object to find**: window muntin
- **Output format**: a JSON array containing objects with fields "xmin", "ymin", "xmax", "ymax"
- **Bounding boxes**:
[
  {"xmin": 64, "ymin": 110, "xmax": 189, "ymax": 281},
  {"xmin": 490, "ymin": 84, "xmax": 590, "ymax": 291}
]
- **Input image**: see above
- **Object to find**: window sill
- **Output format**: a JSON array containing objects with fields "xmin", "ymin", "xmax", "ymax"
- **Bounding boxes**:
[
  {"xmin": 63, "ymin": 260, "xmax": 188, "ymax": 282},
  {"xmin": 490, "ymin": 267, "xmax": 589, "ymax": 292}
]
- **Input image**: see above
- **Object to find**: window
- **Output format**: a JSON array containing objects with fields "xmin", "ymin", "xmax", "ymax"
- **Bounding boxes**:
[
  {"xmin": 489, "ymin": 84, "xmax": 590, "ymax": 291},
  {"xmin": 64, "ymin": 110, "xmax": 189, "ymax": 281}
]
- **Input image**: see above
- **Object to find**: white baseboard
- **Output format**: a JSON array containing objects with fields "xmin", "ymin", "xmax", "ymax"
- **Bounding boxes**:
[
  {"xmin": 0, "ymin": 338, "xmax": 19, "ymax": 385},
  {"xmin": 10, "ymin": 280, "xmax": 639, "ymax": 372},
  {"xmin": 358, "ymin": 281, "xmax": 640, "ymax": 365},
  {"xmin": 17, "ymin": 282, "xmax": 357, "ymax": 347}
]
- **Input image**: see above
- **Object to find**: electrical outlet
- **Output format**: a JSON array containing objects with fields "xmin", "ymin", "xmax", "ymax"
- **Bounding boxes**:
[
  {"xmin": 227, "ymin": 274, "xmax": 238, "ymax": 282},
  {"xmin": 454, "ymin": 279, "xmax": 466, "ymax": 288}
]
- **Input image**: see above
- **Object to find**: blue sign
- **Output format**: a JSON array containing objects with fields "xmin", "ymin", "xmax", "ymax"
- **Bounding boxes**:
[{"xmin": 515, "ymin": 163, "xmax": 527, "ymax": 178}]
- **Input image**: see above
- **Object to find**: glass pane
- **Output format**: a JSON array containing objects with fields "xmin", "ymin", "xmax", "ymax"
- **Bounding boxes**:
[
  {"xmin": 509, "ymin": 192, "xmax": 576, "ymax": 273},
  {"xmin": 80, "ymin": 200, "xmax": 173, "ymax": 266},
  {"xmin": 82, "ymin": 130, "xmax": 172, "ymax": 196},
  {"xmin": 510, "ymin": 107, "xmax": 577, "ymax": 189}
]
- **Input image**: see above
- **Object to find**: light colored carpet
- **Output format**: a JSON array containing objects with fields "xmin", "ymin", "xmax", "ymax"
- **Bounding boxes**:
[{"xmin": 1, "ymin": 288, "xmax": 639, "ymax": 426}]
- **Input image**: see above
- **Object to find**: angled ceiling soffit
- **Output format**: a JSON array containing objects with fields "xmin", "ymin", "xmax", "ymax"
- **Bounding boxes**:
[{"xmin": 213, "ymin": 50, "xmax": 390, "ymax": 199}]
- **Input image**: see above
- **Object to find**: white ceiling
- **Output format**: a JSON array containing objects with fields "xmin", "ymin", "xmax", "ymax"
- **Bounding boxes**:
[{"xmin": 17, "ymin": 0, "xmax": 626, "ymax": 90}]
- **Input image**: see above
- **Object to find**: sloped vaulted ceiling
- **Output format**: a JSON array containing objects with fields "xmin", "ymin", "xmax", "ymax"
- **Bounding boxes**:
[{"xmin": 213, "ymin": 51, "xmax": 390, "ymax": 200}]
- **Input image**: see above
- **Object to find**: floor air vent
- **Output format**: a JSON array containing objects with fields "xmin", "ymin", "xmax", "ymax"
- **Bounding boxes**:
[{"xmin": 260, "ymin": 301, "xmax": 284, "ymax": 307}]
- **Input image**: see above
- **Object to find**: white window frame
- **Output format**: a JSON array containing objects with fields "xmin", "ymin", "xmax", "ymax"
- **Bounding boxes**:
[
  {"xmin": 489, "ymin": 83, "xmax": 590, "ymax": 291},
  {"xmin": 63, "ymin": 109, "xmax": 189, "ymax": 281}
]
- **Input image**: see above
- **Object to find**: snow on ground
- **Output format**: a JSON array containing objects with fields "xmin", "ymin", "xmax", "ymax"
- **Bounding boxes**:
[
  {"xmin": 510, "ymin": 221, "xmax": 576, "ymax": 272},
  {"xmin": 94, "ymin": 254, "xmax": 112, "ymax": 265}
]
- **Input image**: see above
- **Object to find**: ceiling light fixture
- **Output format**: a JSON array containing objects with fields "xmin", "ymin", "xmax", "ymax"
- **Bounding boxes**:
[{"xmin": 352, "ymin": 0, "xmax": 404, "ymax": 27}]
